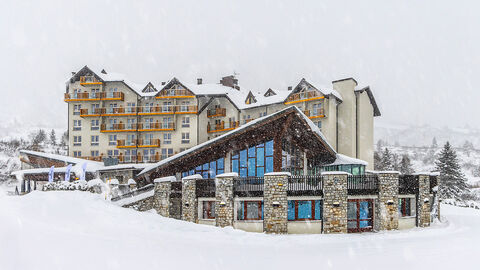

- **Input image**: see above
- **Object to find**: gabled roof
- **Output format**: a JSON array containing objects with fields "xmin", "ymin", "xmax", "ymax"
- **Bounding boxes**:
[
  {"xmin": 264, "ymin": 88, "xmax": 277, "ymax": 97},
  {"xmin": 287, "ymin": 78, "xmax": 343, "ymax": 102},
  {"xmin": 142, "ymin": 82, "xmax": 158, "ymax": 93},
  {"xmin": 137, "ymin": 106, "xmax": 337, "ymax": 179},
  {"xmin": 355, "ymin": 86, "xmax": 381, "ymax": 117}
]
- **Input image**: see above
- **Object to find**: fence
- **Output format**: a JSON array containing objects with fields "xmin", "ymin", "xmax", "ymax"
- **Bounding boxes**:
[
  {"xmin": 233, "ymin": 177, "xmax": 264, "ymax": 197},
  {"xmin": 347, "ymin": 175, "xmax": 379, "ymax": 195},
  {"xmin": 287, "ymin": 175, "xmax": 323, "ymax": 196}
]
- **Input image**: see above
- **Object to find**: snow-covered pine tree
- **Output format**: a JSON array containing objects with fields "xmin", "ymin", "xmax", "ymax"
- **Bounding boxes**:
[
  {"xmin": 432, "ymin": 137, "xmax": 438, "ymax": 149},
  {"xmin": 435, "ymin": 141, "xmax": 469, "ymax": 200},
  {"xmin": 49, "ymin": 129, "xmax": 57, "ymax": 146},
  {"xmin": 399, "ymin": 154, "xmax": 414, "ymax": 174},
  {"xmin": 374, "ymin": 151, "xmax": 383, "ymax": 171},
  {"xmin": 392, "ymin": 153, "xmax": 400, "ymax": 171},
  {"xmin": 382, "ymin": 147, "xmax": 394, "ymax": 171}
]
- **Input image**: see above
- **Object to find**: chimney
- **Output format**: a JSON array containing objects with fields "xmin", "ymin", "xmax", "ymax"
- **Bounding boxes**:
[
  {"xmin": 288, "ymin": 86, "xmax": 292, "ymax": 91},
  {"xmin": 220, "ymin": 75, "xmax": 239, "ymax": 90},
  {"xmin": 71, "ymin": 72, "xmax": 76, "ymax": 76},
  {"xmin": 101, "ymin": 69, "xmax": 107, "ymax": 74},
  {"xmin": 161, "ymin": 81, "xmax": 166, "ymax": 85},
  {"xmin": 197, "ymin": 78, "xmax": 203, "ymax": 85}
]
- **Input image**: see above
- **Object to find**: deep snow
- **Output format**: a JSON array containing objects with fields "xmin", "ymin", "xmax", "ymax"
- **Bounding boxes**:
[{"xmin": 0, "ymin": 190, "xmax": 478, "ymax": 270}]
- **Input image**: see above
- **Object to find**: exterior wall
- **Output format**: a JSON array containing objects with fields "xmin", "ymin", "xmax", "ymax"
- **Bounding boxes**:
[
  {"xmin": 333, "ymin": 79, "xmax": 357, "ymax": 159},
  {"xmin": 398, "ymin": 217, "xmax": 416, "ymax": 230},
  {"xmin": 357, "ymin": 91, "xmax": 374, "ymax": 170},
  {"xmin": 287, "ymin": 221, "xmax": 322, "ymax": 234},
  {"xmin": 154, "ymin": 181, "xmax": 171, "ymax": 217},
  {"xmin": 377, "ymin": 172, "xmax": 399, "ymax": 230},
  {"xmin": 263, "ymin": 173, "xmax": 289, "ymax": 234},
  {"xmin": 181, "ymin": 178, "xmax": 198, "ymax": 222},
  {"xmin": 418, "ymin": 174, "xmax": 431, "ymax": 227},
  {"xmin": 215, "ymin": 174, "xmax": 235, "ymax": 227},
  {"xmin": 321, "ymin": 97, "xmax": 338, "ymax": 151},
  {"xmin": 233, "ymin": 197, "xmax": 264, "ymax": 233},
  {"xmin": 322, "ymin": 172, "xmax": 348, "ymax": 233},
  {"xmin": 123, "ymin": 196, "xmax": 154, "ymax": 211}
]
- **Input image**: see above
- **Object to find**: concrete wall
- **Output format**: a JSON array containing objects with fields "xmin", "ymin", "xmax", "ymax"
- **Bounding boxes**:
[
  {"xmin": 333, "ymin": 79, "xmax": 357, "ymax": 159},
  {"xmin": 356, "ymin": 91, "xmax": 375, "ymax": 169}
]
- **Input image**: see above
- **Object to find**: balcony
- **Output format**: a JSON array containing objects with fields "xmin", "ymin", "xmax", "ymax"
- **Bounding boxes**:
[
  {"xmin": 103, "ymin": 106, "xmax": 136, "ymax": 116},
  {"xmin": 138, "ymin": 139, "xmax": 161, "ymax": 148},
  {"xmin": 64, "ymin": 92, "xmax": 102, "ymax": 102},
  {"xmin": 207, "ymin": 121, "xmax": 240, "ymax": 133},
  {"xmin": 79, "ymin": 108, "xmax": 102, "ymax": 117},
  {"xmin": 103, "ymin": 91, "xmax": 124, "ymax": 101},
  {"xmin": 284, "ymin": 90, "xmax": 324, "ymax": 105},
  {"xmin": 137, "ymin": 122, "xmax": 175, "ymax": 132},
  {"xmin": 156, "ymin": 89, "xmax": 195, "ymax": 99},
  {"xmin": 241, "ymin": 118, "xmax": 255, "ymax": 125},
  {"xmin": 207, "ymin": 107, "xmax": 226, "ymax": 118},
  {"xmin": 116, "ymin": 139, "xmax": 138, "ymax": 148},
  {"xmin": 137, "ymin": 105, "xmax": 174, "ymax": 115},
  {"xmin": 80, "ymin": 76, "xmax": 102, "ymax": 85},
  {"xmin": 81, "ymin": 156, "xmax": 103, "ymax": 162},
  {"xmin": 175, "ymin": 105, "xmax": 198, "ymax": 114},
  {"xmin": 303, "ymin": 108, "xmax": 325, "ymax": 119},
  {"xmin": 118, "ymin": 153, "xmax": 161, "ymax": 163},
  {"xmin": 100, "ymin": 123, "xmax": 137, "ymax": 133}
]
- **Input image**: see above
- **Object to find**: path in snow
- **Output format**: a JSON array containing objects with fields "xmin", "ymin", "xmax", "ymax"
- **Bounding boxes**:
[{"xmin": 0, "ymin": 190, "xmax": 478, "ymax": 270}]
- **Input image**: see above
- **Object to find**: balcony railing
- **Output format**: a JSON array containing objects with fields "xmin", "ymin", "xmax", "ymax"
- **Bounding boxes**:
[
  {"xmin": 138, "ymin": 139, "xmax": 161, "ymax": 147},
  {"xmin": 81, "ymin": 156, "xmax": 103, "ymax": 162},
  {"xmin": 64, "ymin": 92, "xmax": 124, "ymax": 102},
  {"xmin": 347, "ymin": 175, "xmax": 379, "ymax": 195},
  {"xmin": 79, "ymin": 108, "xmax": 102, "ymax": 117},
  {"xmin": 100, "ymin": 123, "xmax": 136, "ymax": 132},
  {"xmin": 207, "ymin": 107, "xmax": 226, "ymax": 118},
  {"xmin": 233, "ymin": 177, "xmax": 264, "ymax": 197},
  {"xmin": 156, "ymin": 89, "xmax": 195, "ymax": 99},
  {"xmin": 175, "ymin": 105, "xmax": 198, "ymax": 114},
  {"xmin": 103, "ymin": 92, "xmax": 124, "ymax": 101},
  {"xmin": 207, "ymin": 121, "xmax": 240, "ymax": 133},
  {"xmin": 285, "ymin": 90, "xmax": 324, "ymax": 104},
  {"xmin": 137, "ymin": 122, "xmax": 175, "ymax": 131},
  {"xmin": 288, "ymin": 175, "xmax": 323, "ymax": 196},
  {"xmin": 303, "ymin": 108, "xmax": 325, "ymax": 119},
  {"xmin": 137, "ymin": 105, "xmax": 174, "ymax": 115},
  {"xmin": 80, "ymin": 76, "xmax": 102, "ymax": 85},
  {"xmin": 117, "ymin": 154, "xmax": 160, "ymax": 163},
  {"xmin": 117, "ymin": 139, "xmax": 138, "ymax": 148}
]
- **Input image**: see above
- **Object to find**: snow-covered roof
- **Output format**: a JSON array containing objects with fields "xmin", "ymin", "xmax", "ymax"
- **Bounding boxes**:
[
  {"xmin": 327, "ymin": 154, "xmax": 368, "ymax": 166},
  {"xmin": 154, "ymin": 176, "xmax": 176, "ymax": 183},
  {"xmin": 138, "ymin": 106, "xmax": 336, "ymax": 177},
  {"xmin": 20, "ymin": 150, "xmax": 103, "ymax": 167},
  {"xmin": 127, "ymin": 179, "xmax": 137, "ymax": 185}
]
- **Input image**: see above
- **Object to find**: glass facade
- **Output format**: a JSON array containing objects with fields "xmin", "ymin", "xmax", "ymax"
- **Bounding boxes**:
[
  {"xmin": 231, "ymin": 140, "xmax": 274, "ymax": 177},
  {"xmin": 182, "ymin": 157, "xmax": 225, "ymax": 179}
]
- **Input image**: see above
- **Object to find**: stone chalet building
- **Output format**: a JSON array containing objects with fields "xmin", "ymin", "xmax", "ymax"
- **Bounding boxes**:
[{"xmin": 12, "ymin": 66, "xmax": 439, "ymax": 234}]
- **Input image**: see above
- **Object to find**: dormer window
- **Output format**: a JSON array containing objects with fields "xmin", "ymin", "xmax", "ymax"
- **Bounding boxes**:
[{"xmin": 245, "ymin": 91, "xmax": 257, "ymax": 105}]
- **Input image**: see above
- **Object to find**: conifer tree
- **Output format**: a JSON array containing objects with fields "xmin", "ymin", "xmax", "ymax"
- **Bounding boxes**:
[
  {"xmin": 49, "ymin": 129, "xmax": 57, "ymax": 146},
  {"xmin": 374, "ymin": 151, "xmax": 383, "ymax": 171},
  {"xmin": 382, "ymin": 147, "xmax": 394, "ymax": 170},
  {"xmin": 399, "ymin": 154, "xmax": 414, "ymax": 174},
  {"xmin": 435, "ymin": 141, "xmax": 468, "ymax": 200}
]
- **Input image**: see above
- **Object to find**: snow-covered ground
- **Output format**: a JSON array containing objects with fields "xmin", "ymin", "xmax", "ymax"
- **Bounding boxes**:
[{"xmin": 1, "ymin": 190, "xmax": 478, "ymax": 270}]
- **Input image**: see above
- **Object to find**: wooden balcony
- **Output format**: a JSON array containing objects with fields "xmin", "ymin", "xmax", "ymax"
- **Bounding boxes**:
[
  {"xmin": 303, "ymin": 108, "xmax": 325, "ymax": 119},
  {"xmin": 137, "ymin": 122, "xmax": 175, "ymax": 132},
  {"xmin": 102, "ymin": 91, "xmax": 124, "ymax": 101},
  {"xmin": 137, "ymin": 105, "xmax": 174, "ymax": 115},
  {"xmin": 241, "ymin": 118, "xmax": 255, "ymax": 125},
  {"xmin": 103, "ymin": 107, "xmax": 136, "ymax": 116},
  {"xmin": 156, "ymin": 89, "xmax": 195, "ymax": 99},
  {"xmin": 118, "ymin": 153, "xmax": 161, "ymax": 163},
  {"xmin": 175, "ymin": 105, "xmax": 198, "ymax": 114},
  {"xmin": 116, "ymin": 139, "xmax": 138, "ymax": 148},
  {"xmin": 80, "ymin": 76, "xmax": 102, "ymax": 85},
  {"xmin": 284, "ymin": 90, "xmax": 324, "ymax": 105},
  {"xmin": 100, "ymin": 123, "xmax": 137, "ymax": 133},
  {"xmin": 138, "ymin": 139, "xmax": 161, "ymax": 148},
  {"xmin": 207, "ymin": 121, "xmax": 240, "ymax": 133},
  {"xmin": 207, "ymin": 107, "xmax": 226, "ymax": 118},
  {"xmin": 79, "ymin": 108, "xmax": 103, "ymax": 117},
  {"xmin": 64, "ymin": 92, "xmax": 102, "ymax": 102},
  {"xmin": 81, "ymin": 156, "xmax": 103, "ymax": 162}
]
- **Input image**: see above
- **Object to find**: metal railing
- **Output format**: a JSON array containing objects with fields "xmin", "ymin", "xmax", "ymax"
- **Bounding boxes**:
[
  {"xmin": 347, "ymin": 175, "xmax": 379, "ymax": 195},
  {"xmin": 170, "ymin": 181, "xmax": 182, "ymax": 198},
  {"xmin": 233, "ymin": 177, "xmax": 264, "ymax": 197},
  {"xmin": 207, "ymin": 107, "xmax": 226, "ymax": 117},
  {"xmin": 288, "ymin": 175, "xmax": 323, "ymax": 196},
  {"xmin": 285, "ymin": 90, "xmax": 323, "ymax": 103}
]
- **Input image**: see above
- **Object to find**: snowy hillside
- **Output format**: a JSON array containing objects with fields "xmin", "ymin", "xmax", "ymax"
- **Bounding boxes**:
[{"xmin": 1, "ymin": 190, "xmax": 478, "ymax": 270}]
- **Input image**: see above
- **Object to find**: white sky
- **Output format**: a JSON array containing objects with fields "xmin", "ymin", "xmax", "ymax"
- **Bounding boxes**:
[{"xmin": 1, "ymin": 0, "xmax": 479, "ymax": 131}]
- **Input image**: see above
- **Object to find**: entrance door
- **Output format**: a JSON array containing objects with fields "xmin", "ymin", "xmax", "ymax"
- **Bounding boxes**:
[{"xmin": 347, "ymin": 199, "xmax": 374, "ymax": 233}]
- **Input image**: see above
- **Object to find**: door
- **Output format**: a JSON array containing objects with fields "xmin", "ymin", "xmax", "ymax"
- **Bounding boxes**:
[{"xmin": 347, "ymin": 199, "xmax": 374, "ymax": 233}]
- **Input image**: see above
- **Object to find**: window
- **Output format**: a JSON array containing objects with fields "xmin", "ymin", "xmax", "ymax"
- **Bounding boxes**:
[
  {"xmin": 73, "ymin": 104, "xmax": 81, "ymax": 115},
  {"xmin": 107, "ymin": 150, "xmax": 119, "ymax": 157},
  {"xmin": 282, "ymin": 140, "xmax": 304, "ymax": 175},
  {"xmin": 312, "ymin": 103, "xmax": 323, "ymax": 116},
  {"xmin": 237, "ymin": 201, "xmax": 263, "ymax": 220},
  {"xmin": 398, "ymin": 198, "xmax": 412, "ymax": 217},
  {"xmin": 73, "ymin": 120, "xmax": 82, "ymax": 131},
  {"xmin": 161, "ymin": 148, "xmax": 173, "ymax": 159},
  {"xmin": 73, "ymin": 136, "xmax": 81, "ymax": 146},
  {"xmin": 127, "ymin": 134, "xmax": 136, "ymax": 146},
  {"xmin": 182, "ymin": 117, "xmax": 190, "ymax": 128},
  {"xmin": 109, "ymin": 135, "xmax": 117, "ymax": 146},
  {"xmin": 287, "ymin": 200, "xmax": 322, "ymax": 221},
  {"xmin": 126, "ymin": 102, "xmax": 136, "ymax": 113},
  {"xmin": 127, "ymin": 118, "xmax": 136, "ymax": 129},
  {"xmin": 181, "ymin": 158, "xmax": 224, "ymax": 179},
  {"xmin": 91, "ymin": 103, "xmax": 100, "ymax": 114},
  {"xmin": 202, "ymin": 201, "xmax": 215, "ymax": 219},
  {"xmin": 91, "ymin": 119, "xmax": 99, "ymax": 130},
  {"xmin": 163, "ymin": 133, "xmax": 172, "ymax": 144},
  {"xmin": 144, "ymin": 134, "xmax": 153, "ymax": 145},
  {"xmin": 231, "ymin": 140, "xmax": 273, "ymax": 177},
  {"xmin": 347, "ymin": 199, "xmax": 374, "ymax": 232},
  {"xmin": 91, "ymin": 150, "xmax": 99, "ymax": 157},
  {"xmin": 91, "ymin": 135, "xmax": 99, "ymax": 146},
  {"xmin": 73, "ymin": 151, "xmax": 81, "ymax": 157},
  {"xmin": 181, "ymin": 133, "xmax": 190, "ymax": 144}
]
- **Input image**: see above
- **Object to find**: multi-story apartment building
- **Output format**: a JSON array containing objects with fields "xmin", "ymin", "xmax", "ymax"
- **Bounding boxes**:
[{"xmin": 65, "ymin": 66, "xmax": 380, "ymax": 169}]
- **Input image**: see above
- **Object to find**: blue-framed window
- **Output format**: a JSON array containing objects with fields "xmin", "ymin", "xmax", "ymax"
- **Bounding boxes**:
[
  {"xmin": 182, "ymin": 157, "xmax": 225, "ymax": 178},
  {"xmin": 287, "ymin": 200, "xmax": 322, "ymax": 221},
  {"xmin": 237, "ymin": 201, "xmax": 263, "ymax": 220},
  {"xmin": 232, "ymin": 140, "xmax": 273, "ymax": 177}
]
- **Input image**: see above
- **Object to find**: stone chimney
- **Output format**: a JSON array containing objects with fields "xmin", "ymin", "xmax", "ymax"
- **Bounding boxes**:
[
  {"xmin": 220, "ymin": 75, "xmax": 240, "ymax": 90},
  {"xmin": 197, "ymin": 78, "xmax": 203, "ymax": 85}
]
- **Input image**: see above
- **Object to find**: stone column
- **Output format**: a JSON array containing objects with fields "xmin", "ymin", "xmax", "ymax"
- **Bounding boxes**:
[
  {"xmin": 181, "ymin": 174, "xmax": 202, "ymax": 223},
  {"xmin": 322, "ymin": 172, "xmax": 348, "ymax": 234},
  {"xmin": 263, "ymin": 172, "xmax": 289, "ymax": 234},
  {"xmin": 215, "ymin": 173, "xmax": 237, "ymax": 227},
  {"xmin": 417, "ymin": 174, "xmax": 431, "ymax": 227},
  {"xmin": 153, "ymin": 176, "xmax": 175, "ymax": 217},
  {"xmin": 377, "ymin": 172, "xmax": 400, "ymax": 230}
]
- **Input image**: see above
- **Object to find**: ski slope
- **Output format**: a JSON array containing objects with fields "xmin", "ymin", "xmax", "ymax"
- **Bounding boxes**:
[{"xmin": 0, "ymin": 190, "xmax": 477, "ymax": 270}]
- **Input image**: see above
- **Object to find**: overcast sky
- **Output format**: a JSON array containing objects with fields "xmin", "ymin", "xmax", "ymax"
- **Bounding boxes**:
[{"xmin": 1, "ymin": 0, "xmax": 479, "ymax": 132}]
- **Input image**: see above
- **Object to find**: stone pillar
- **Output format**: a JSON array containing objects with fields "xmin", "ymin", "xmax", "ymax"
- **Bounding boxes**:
[
  {"xmin": 377, "ymin": 172, "xmax": 400, "ymax": 230},
  {"xmin": 181, "ymin": 174, "xmax": 202, "ymax": 222},
  {"xmin": 417, "ymin": 174, "xmax": 431, "ymax": 227},
  {"xmin": 215, "ymin": 173, "xmax": 237, "ymax": 227},
  {"xmin": 154, "ymin": 176, "xmax": 175, "ymax": 217},
  {"xmin": 322, "ymin": 172, "xmax": 348, "ymax": 234},
  {"xmin": 263, "ymin": 172, "xmax": 289, "ymax": 234}
]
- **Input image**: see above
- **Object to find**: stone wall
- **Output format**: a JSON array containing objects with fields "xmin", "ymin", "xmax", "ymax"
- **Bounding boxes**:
[
  {"xmin": 322, "ymin": 172, "xmax": 348, "ymax": 234},
  {"xmin": 418, "ymin": 174, "xmax": 431, "ymax": 227},
  {"xmin": 99, "ymin": 170, "xmax": 136, "ymax": 185},
  {"xmin": 123, "ymin": 196, "xmax": 154, "ymax": 211},
  {"xmin": 377, "ymin": 172, "xmax": 399, "ymax": 230},
  {"xmin": 182, "ymin": 176, "xmax": 199, "ymax": 222},
  {"xmin": 263, "ymin": 173, "xmax": 288, "ymax": 234},
  {"xmin": 215, "ymin": 174, "xmax": 236, "ymax": 227},
  {"xmin": 154, "ymin": 181, "xmax": 171, "ymax": 217}
]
